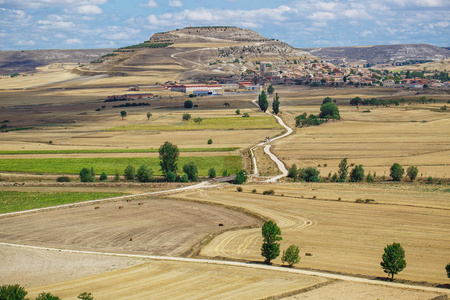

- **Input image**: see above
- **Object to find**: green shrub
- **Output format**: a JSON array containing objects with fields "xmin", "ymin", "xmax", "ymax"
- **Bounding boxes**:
[
  {"xmin": 298, "ymin": 167, "xmax": 320, "ymax": 182},
  {"xmin": 236, "ymin": 187, "xmax": 243, "ymax": 192},
  {"xmin": 208, "ymin": 167, "xmax": 216, "ymax": 178},
  {"xmin": 184, "ymin": 100, "xmax": 193, "ymax": 108},
  {"xmin": 252, "ymin": 189, "xmax": 257, "ymax": 193},
  {"xmin": 56, "ymin": 176, "xmax": 70, "ymax": 182},
  {"xmin": 99, "ymin": 172, "xmax": 108, "ymax": 181},
  {"xmin": 36, "ymin": 292, "xmax": 62, "ymax": 300},
  {"xmin": 263, "ymin": 190, "xmax": 275, "ymax": 195},
  {"xmin": 182, "ymin": 161, "xmax": 198, "ymax": 182},
  {"xmin": 390, "ymin": 163, "xmax": 404, "ymax": 181},
  {"xmin": 79, "ymin": 167, "xmax": 95, "ymax": 182},
  {"xmin": 233, "ymin": 169, "xmax": 247, "ymax": 184},
  {"xmin": 0, "ymin": 284, "xmax": 28, "ymax": 300},
  {"xmin": 350, "ymin": 165, "xmax": 365, "ymax": 182},
  {"xmin": 281, "ymin": 245, "xmax": 300, "ymax": 267},
  {"xmin": 166, "ymin": 170, "xmax": 176, "ymax": 182},
  {"xmin": 207, "ymin": 139, "xmax": 213, "ymax": 144},
  {"xmin": 136, "ymin": 165, "xmax": 153, "ymax": 182},
  {"xmin": 124, "ymin": 165, "xmax": 135, "ymax": 180},
  {"xmin": 182, "ymin": 113, "xmax": 191, "ymax": 121}
]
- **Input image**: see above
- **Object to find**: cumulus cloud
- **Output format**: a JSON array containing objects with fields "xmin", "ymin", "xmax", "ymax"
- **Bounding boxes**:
[
  {"xmin": 73, "ymin": 5, "xmax": 103, "ymax": 14},
  {"xmin": 65, "ymin": 38, "xmax": 82, "ymax": 45},
  {"xmin": 37, "ymin": 20, "xmax": 76, "ymax": 30},
  {"xmin": 141, "ymin": 0, "xmax": 159, "ymax": 8},
  {"xmin": 169, "ymin": 0, "xmax": 183, "ymax": 7}
]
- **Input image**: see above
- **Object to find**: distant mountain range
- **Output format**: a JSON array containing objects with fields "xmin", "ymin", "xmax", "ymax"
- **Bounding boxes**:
[{"xmin": 1, "ymin": 27, "xmax": 449, "ymax": 75}]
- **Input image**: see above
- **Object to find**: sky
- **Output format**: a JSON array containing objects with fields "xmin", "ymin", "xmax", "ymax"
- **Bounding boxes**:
[{"xmin": 0, "ymin": 0, "xmax": 449, "ymax": 51}]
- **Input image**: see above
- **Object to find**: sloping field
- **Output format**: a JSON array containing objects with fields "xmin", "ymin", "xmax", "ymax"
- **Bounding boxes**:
[
  {"xmin": 0, "ymin": 198, "xmax": 260, "ymax": 256},
  {"xmin": 170, "ymin": 184, "xmax": 450, "ymax": 284},
  {"xmin": 25, "ymin": 260, "xmax": 328, "ymax": 300}
]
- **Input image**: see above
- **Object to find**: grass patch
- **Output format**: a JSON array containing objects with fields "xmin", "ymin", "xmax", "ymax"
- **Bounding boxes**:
[
  {"xmin": 0, "ymin": 147, "xmax": 239, "ymax": 155},
  {"xmin": 0, "ymin": 191, "xmax": 125, "ymax": 213},
  {"xmin": 0, "ymin": 156, "xmax": 242, "ymax": 176},
  {"xmin": 106, "ymin": 116, "xmax": 282, "ymax": 131}
]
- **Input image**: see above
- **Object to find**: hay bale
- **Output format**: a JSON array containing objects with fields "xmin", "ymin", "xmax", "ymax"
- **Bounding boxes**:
[
  {"xmin": 305, "ymin": 253, "xmax": 313, "ymax": 256},
  {"xmin": 94, "ymin": 206, "xmax": 100, "ymax": 210},
  {"xmin": 129, "ymin": 238, "xmax": 133, "ymax": 241},
  {"xmin": 138, "ymin": 202, "xmax": 144, "ymax": 206},
  {"xmin": 218, "ymin": 223, "xmax": 224, "ymax": 226},
  {"xmin": 119, "ymin": 206, "xmax": 124, "ymax": 209}
]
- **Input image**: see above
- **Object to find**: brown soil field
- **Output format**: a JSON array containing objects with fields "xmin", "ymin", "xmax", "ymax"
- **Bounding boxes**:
[
  {"xmin": 169, "ymin": 184, "xmax": 450, "ymax": 284},
  {"xmin": 25, "ymin": 260, "xmax": 328, "ymax": 300},
  {"xmin": 0, "ymin": 198, "xmax": 260, "ymax": 256}
]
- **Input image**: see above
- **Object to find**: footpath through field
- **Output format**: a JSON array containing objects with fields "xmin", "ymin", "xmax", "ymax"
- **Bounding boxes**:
[{"xmin": 1, "ymin": 242, "xmax": 448, "ymax": 295}]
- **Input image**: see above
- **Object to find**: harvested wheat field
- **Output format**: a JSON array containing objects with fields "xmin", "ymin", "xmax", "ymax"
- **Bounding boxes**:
[
  {"xmin": 0, "ymin": 198, "xmax": 260, "ymax": 256},
  {"xmin": 25, "ymin": 259, "xmax": 328, "ymax": 300},
  {"xmin": 169, "ymin": 184, "xmax": 450, "ymax": 284}
]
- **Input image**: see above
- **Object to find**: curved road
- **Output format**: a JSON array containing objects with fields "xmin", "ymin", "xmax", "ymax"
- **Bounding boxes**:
[
  {"xmin": 1, "ymin": 242, "xmax": 448, "ymax": 295},
  {"xmin": 250, "ymin": 98, "xmax": 293, "ymax": 181}
]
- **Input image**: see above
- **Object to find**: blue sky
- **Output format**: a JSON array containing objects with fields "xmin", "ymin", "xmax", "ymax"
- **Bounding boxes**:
[{"xmin": 0, "ymin": 0, "xmax": 449, "ymax": 50}]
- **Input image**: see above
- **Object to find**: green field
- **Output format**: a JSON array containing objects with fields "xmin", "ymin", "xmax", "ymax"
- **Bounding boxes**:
[
  {"xmin": 0, "ymin": 156, "xmax": 242, "ymax": 176},
  {"xmin": 0, "ymin": 147, "xmax": 239, "ymax": 155},
  {"xmin": 106, "ymin": 116, "xmax": 282, "ymax": 131},
  {"xmin": 0, "ymin": 191, "xmax": 125, "ymax": 213}
]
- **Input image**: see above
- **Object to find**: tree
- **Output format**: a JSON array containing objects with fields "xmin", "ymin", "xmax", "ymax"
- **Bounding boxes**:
[
  {"xmin": 136, "ymin": 165, "xmax": 153, "ymax": 182},
  {"xmin": 446, "ymin": 263, "xmax": 450, "ymax": 278},
  {"xmin": 350, "ymin": 165, "xmax": 365, "ymax": 182},
  {"xmin": 281, "ymin": 245, "xmax": 300, "ymax": 267},
  {"xmin": 322, "ymin": 97, "xmax": 332, "ymax": 104},
  {"xmin": 77, "ymin": 292, "xmax": 94, "ymax": 300},
  {"xmin": 182, "ymin": 161, "xmax": 198, "ymax": 181},
  {"xmin": 194, "ymin": 117, "xmax": 202, "ymax": 124},
  {"xmin": 319, "ymin": 102, "xmax": 340, "ymax": 119},
  {"xmin": 390, "ymin": 163, "xmax": 404, "ymax": 181},
  {"xmin": 36, "ymin": 292, "xmax": 62, "ymax": 300},
  {"xmin": 99, "ymin": 172, "xmax": 108, "ymax": 181},
  {"xmin": 267, "ymin": 84, "xmax": 275, "ymax": 95},
  {"xmin": 298, "ymin": 167, "xmax": 320, "ymax": 182},
  {"xmin": 258, "ymin": 90, "xmax": 269, "ymax": 112},
  {"xmin": 80, "ymin": 167, "xmax": 95, "ymax": 182},
  {"xmin": 208, "ymin": 167, "xmax": 216, "ymax": 178},
  {"xmin": 261, "ymin": 220, "xmax": 282, "ymax": 264},
  {"xmin": 380, "ymin": 242, "xmax": 407, "ymax": 280},
  {"xmin": 287, "ymin": 164, "xmax": 298, "ymax": 181},
  {"xmin": 0, "ymin": 284, "xmax": 28, "ymax": 300},
  {"xmin": 184, "ymin": 100, "xmax": 193, "ymax": 108},
  {"xmin": 235, "ymin": 109, "xmax": 240, "ymax": 115},
  {"xmin": 233, "ymin": 169, "xmax": 247, "ymax": 184},
  {"xmin": 272, "ymin": 93, "xmax": 280, "ymax": 115},
  {"xmin": 120, "ymin": 110, "xmax": 127, "ymax": 119},
  {"xmin": 406, "ymin": 166, "xmax": 418, "ymax": 182},
  {"xmin": 124, "ymin": 165, "xmax": 135, "ymax": 180},
  {"xmin": 182, "ymin": 113, "xmax": 191, "ymax": 121},
  {"xmin": 338, "ymin": 158, "xmax": 348, "ymax": 182},
  {"xmin": 207, "ymin": 138, "xmax": 212, "ymax": 144},
  {"xmin": 147, "ymin": 112, "xmax": 152, "ymax": 120},
  {"xmin": 350, "ymin": 97, "xmax": 361, "ymax": 106},
  {"xmin": 159, "ymin": 141, "xmax": 179, "ymax": 178},
  {"xmin": 166, "ymin": 170, "xmax": 176, "ymax": 182}
]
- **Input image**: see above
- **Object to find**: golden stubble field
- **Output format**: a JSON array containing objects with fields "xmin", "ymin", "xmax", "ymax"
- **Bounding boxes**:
[{"xmin": 171, "ymin": 183, "xmax": 450, "ymax": 284}]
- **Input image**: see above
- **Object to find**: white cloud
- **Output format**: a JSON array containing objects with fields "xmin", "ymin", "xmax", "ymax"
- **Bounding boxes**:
[
  {"xmin": 73, "ymin": 5, "xmax": 103, "ymax": 14},
  {"xmin": 37, "ymin": 20, "xmax": 75, "ymax": 30},
  {"xmin": 16, "ymin": 40, "xmax": 36, "ymax": 46},
  {"xmin": 309, "ymin": 11, "xmax": 336, "ymax": 21},
  {"xmin": 101, "ymin": 26, "xmax": 141, "ymax": 40},
  {"xmin": 361, "ymin": 30, "xmax": 373, "ymax": 37},
  {"xmin": 65, "ymin": 38, "xmax": 82, "ymax": 45},
  {"xmin": 0, "ymin": 0, "xmax": 108, "ymax": 9},
  {"xmin": 435, "ymin": 21, "xmax": 449, "ymax": 27},
  {"xmin": 141, "ymin": 0, "xmax": 158, "ymax": 8},
  {"xmin": 169, "ymin": 0, "xmax": 183, "ymax": 7}
]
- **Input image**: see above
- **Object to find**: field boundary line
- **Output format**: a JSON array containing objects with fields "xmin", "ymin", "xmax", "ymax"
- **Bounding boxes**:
[
  {"xmin": 0, "ymin": 181, "xmax": 216, "ymax": 218},
  {"xmin": 1, "ymin": 242, "xmax": 448, "ymax": 294}
]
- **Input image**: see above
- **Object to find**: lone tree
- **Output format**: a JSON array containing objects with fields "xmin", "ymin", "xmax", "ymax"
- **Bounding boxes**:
[
  {"xmin": 272, "ymin": 93, "xmax": 280, "ymax": 115},
  {"xmin": 319, "ymin": 102, "xmax": 340, "ymax": 119},
  {"xmin": 194, "ymin": 117, "xmax": 203, "ymax": 124},
  {"xmin": 261, "ymin": 220, "xmax": 282, "ymax": 264},
  {"xmin": 124, "ymin": 165, "xmax": 135, "ymax": 180},
  {"xmin": 406, "ymin": 166, "xmax": 419, "ymax": 181},
  {"xmin": 281, "ymin": 245, "xmax": 300, "ymax": 267},
  {"xmin": 182, "ymin": 161, "xmax": 198, "ymax": 182},
  {"xmin": 390, "ymin": 163, "xmax": 404, "ymax": 181},
  {"xmin": 350, "ymin": 165, "xmax": 365, "ymax": 182},
  {"xmin": 338, "ymin": 158, "xmax": 348, "ymax": 182},
  {"xmin": 182, "ymin": 113, "xmax": 191, "ymax": 121},
  {"xmin": 120, "ymin": 110, "xmax": 127, "ymax": 119},
  {"xmin": 208, "ymin": 167, "xmax": 216, "ymax": 178},
  {"xmin": 267, "ymin": 84, "xmax": 275, "ymax": 95},
  {"xmin": 380, "ymin": 242, "xmax": 407, "ymax": 280},
  {"xmin": 446, "ymin": 263, "xmax": 450, "ymax": 278},
  {"xmin": 184, "ymin": 100, "xmax": 193, "ymax": 108},
  {"xmin": 258, "ymin": 90, "xmax": 269, "ymax": 112},
  {"xmin": 147, "ymin": 112, "xmax": 152, "ymax": 120},
  {"xmin": 159, "ymin": 141, "xmax": 179, "ymax": 179}
]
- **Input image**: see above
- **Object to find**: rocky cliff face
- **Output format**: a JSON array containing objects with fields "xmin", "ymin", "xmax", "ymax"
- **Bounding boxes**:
[{"xmin": 302, "ymin": 44, "xmax": 450, "ymax": 63}]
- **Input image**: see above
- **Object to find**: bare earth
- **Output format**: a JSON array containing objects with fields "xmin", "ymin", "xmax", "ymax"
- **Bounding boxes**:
[{"xmin": 0, "ymin": 198, "xmax": 259, "ymax": 256}]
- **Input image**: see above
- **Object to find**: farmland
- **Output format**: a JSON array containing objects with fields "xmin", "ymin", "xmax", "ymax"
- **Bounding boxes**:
[
  {"xmin": 0, "ymin": 191, "xmax": 125, "ymax": 213},
  {"xmin": 0, "ymin": 156, "xmax": 241, "ymax": 176}
]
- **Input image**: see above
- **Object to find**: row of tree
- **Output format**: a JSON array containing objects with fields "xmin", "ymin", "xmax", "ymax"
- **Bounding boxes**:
[
  {"xmin": 0, "ymin": 286, "xmax": 93, "ymax": 300},
  {"xmin": 288, "ymin": 158, "xmax": 420, "ymax": 183},
  {"xmin": 295, "ymin": 99, "xmax": 341, "ymax": 127},
  {"xmin": 258, "ymin": 85, "xmax": 280, "ymax": 115}
]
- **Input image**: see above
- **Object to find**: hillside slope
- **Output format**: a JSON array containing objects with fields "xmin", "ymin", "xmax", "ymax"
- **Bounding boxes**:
[
  {"xmin": 76, "ymin": 26, "xmax": 310, "ymax": 81},
  {"xmin": 0, "ymin": 49, "xmax": 113, "ymax": 74},
  {"xmin": 301, "ymin": 44, "xmax": 450, "ymax": 63}
]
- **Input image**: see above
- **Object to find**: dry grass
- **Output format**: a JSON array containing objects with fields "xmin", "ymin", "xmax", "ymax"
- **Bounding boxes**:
[{"xmin": 170, "ymin": 183, "xmax": 450, "ymax": 284}]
